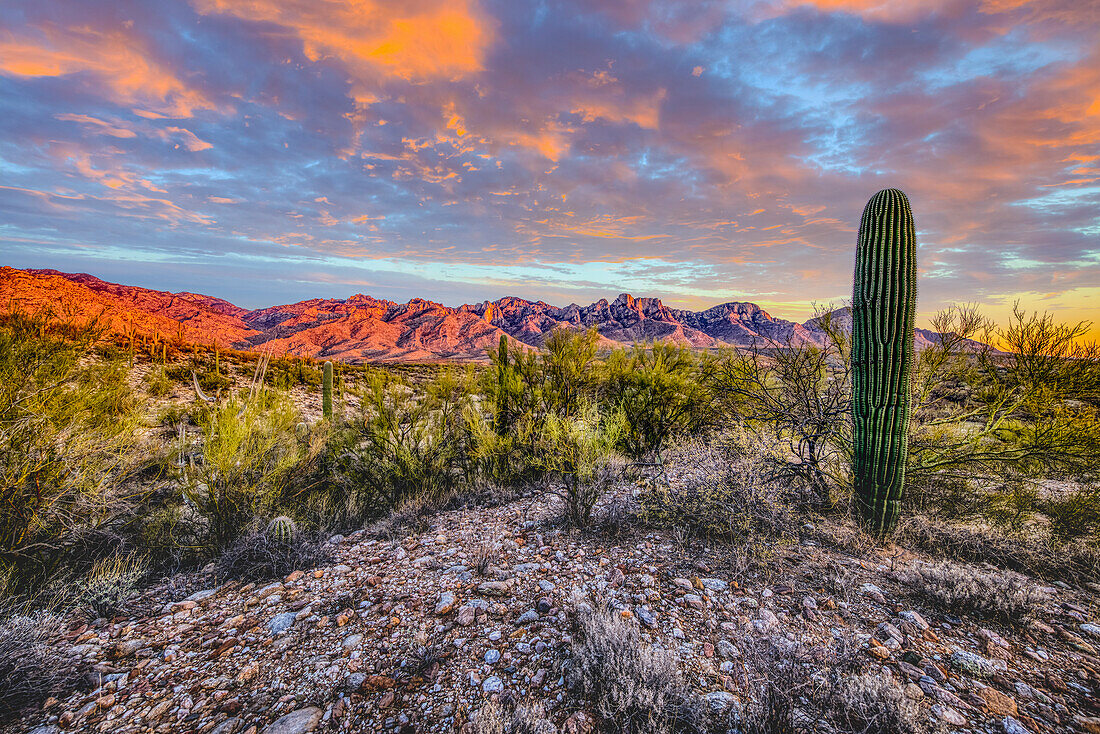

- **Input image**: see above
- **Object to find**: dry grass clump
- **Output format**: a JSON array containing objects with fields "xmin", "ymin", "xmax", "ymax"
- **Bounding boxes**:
[
  {"xmin": 826, "ymin": 673, "xmax": 932, "ymax": 734},
  {"xmin": 471, "ymin": 701, "xmax": 556, "ymax": 734},
  {"xmin": 74, "ymin": 552, "xmax": 148, "ymax": 619},
  {"xmin": 567, "ymin": 606, "xmax": 711, "ymax": 734},
  {"xmin": 895, "ymin": 514, "xmax": 1100, "ymax": 584},
  {"xmin": 0, "ymin": 606, "xmax": 84, "ymax": 719},
  {"xmin": 904, "ymin": 561, "xmax": 1048, "ymax": 624},
  {"xmin": 214, "ymin": 527, "xmax": 331, "ymax": 583}
]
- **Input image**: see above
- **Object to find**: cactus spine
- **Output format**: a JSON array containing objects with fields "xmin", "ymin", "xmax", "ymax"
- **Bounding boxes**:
[
  {"xmin": 267, "ymin": 515, "xmax": 297, "ymax": 544},
  {"xmin": 851, "ymin": 188, "xmax": 917, "ymax": 536},
  {"xmin": 322, "ymin": 361, "xmax": 333, "ymax": 418}
]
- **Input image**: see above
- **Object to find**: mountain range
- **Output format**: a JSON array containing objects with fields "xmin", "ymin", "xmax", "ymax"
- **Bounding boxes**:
[{"xmin": 0, "ymin": 266, "xmax": 950, "ymax": 362}]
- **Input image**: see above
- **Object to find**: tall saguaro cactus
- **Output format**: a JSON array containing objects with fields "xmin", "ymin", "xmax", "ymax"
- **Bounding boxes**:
[
  {"xmin": 851, "ymin": 188, "xmax": 917, "ymax": 537},
  {"xmin": 322, "ymin": 361, "xmax": 334, "ymax": 419},
  {"xmin": 495, "ymin": 334, "xmax": 511, "ymax": 436}
]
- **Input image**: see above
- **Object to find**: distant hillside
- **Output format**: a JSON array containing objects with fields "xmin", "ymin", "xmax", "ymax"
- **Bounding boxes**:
[{"xmin": 0, "ymin": 267, "xmax": 964, "ymax": 362}]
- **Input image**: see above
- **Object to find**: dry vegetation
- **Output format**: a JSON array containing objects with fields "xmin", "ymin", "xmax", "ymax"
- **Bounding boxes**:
[{"xmin": 1, "ymin": 303, "xmax": 1098, "ymax": 727}]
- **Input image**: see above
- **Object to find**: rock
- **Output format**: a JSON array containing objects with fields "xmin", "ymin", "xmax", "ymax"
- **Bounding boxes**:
[
  {"xmin": 482, "ymin": 675, "xmax": 504, "ymax": 694},
  {"xmin": 516, "ymin": 610, "xmax": 538, "ymax": 625},
  {"xmin": 950, "ymin": 649, "xmax": 1006, "ymax": 678},
  {"xmin": 704, "ymin": 690, "xmax": 738, "ymax": 712},
  {"xmin": 683, "ymin": 593, "xmax": 704, "ymax": 609},
  {"xmin": 979, "ymin": 687, "xmax": 1018, "ymax": 717},
  {"xmin": 672, "ymin": 577, "xmax": 693, "ymax": 591},
  {"xmin": 899, "ymin": 610, "xmax": 929, "ymax": 630},
  {"xmin": 342, "ymin": 633, "xmax": 362, "ymax": 650},
  {"xmin": 562, "ymin": 711, "xmax": 594, "ymax": 734},
  {"xmin": 536, "ymin": 597, "xmax": 552, "ymax": 614},
  {"xmin": 1081, "ymin": 623, "xmax": 1100, "ymax": 639},
  {"xmin": 636, "ymin": 607, "xmax": 658, "ymax": 628},
  {"xmin": 716, "ymin": 640, "xmax": 739, "ymax": 659},
  {"xmin": 1002, "ymin": 716, "xmax": 1032, "ymax": 734},
  {"xmin": 700, "ymin": 578, "xmax": 729, "ymax": 592},
  {"xmin": 434, "ymin": 591, "xmax": 456, "ymax": 615},
  {"xmin": 212, "ymin": 718, "xmax": 242, "ymax": 734},
  {"xmin": 267, "ymin": 612, "xmax": 297, "ymax": 635},
  {"xmin": 477, "ymin": 580, "xmax": 513, "ymax": 596},
  {"xmin": 861, "ymin": 583, "xmax": 887, "ymax": 603},
  {"xmin": 753, "ymin": 609, "xmax": 779, "ymax": 633},
  {"xmin": 262, "ymin": 706, "xmax": 323, "ymax": 734},
  {"xmin": 932, "ymin": 705, "xmax": 967, "ymax": 726},
  {"xmin": 457, "ymin": 605, "xmax": 477, "ymax": 626}
]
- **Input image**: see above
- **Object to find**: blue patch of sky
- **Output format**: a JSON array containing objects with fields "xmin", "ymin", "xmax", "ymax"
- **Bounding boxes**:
[{"xmin": 917, "ymin": 28, "xmax": 1076, "ymax": 90}]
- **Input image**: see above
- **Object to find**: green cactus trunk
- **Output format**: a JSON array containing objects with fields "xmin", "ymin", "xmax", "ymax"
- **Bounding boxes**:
[
  {"xmin": 495, "ymin": 334, "xmax": 510, "ymax": 436},
  {"xmin": 322, "ymin": 360, "xmax": 333, "ymax": 419},
  {"xmin": 851, "ymin": 188, "xmax": 917, "ymax": 537}
]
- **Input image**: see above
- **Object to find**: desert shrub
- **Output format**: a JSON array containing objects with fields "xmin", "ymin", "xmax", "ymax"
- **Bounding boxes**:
[
  {"xmin": 0, "ymin": 605, "xmax": 84, "ymax": 719},
  {"xmin": 601, "ymin": 343, "xmax": 713, "ymax": 465},
  {"xmin": 214, "ymin": 526, "xmax": 331, "ymax": 583},
  {"xmin": 0, "ymin": 311, "xmax": 146, "ymax": 590},
  {"xmin": 343, "ymin": 370, "xmax": 476, "ymax": 512},
  {"xmin": 904, "ymin": 561, "xmax": 1048, "ymax": 624},
  {"xmin": 639, "ymin": 436, "xmax": 796, "ymax": 542},
  {"xmin": 567, "ymin": 606, "xmax": 711, "ymax": 734},
  {"xmin": 825, "ymin": 673, "xmax": 930, "ymax": 734},
  {"xmin": 183, "ymin": 392, "xmax": 303, "ymax": 548},
  {"xmin": 536, "ymin": 404, "xmax": 623, "ymax": 527},
  {"xmin": 737, "ymin": 636, "xmax": 933, "ymax": 734},
  {"xmin": 73, "ymin": 552, "xmax": 148, "ymax": 619},
  {"xmin": 540, "ymin": 327, "xmax": 600, "ymax": 419},
  {"xmin": 146, "ymin": 366, "xmax": 172, "ymax": 397}
]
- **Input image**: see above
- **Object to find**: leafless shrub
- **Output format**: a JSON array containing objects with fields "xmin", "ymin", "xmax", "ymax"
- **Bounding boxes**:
[
  {"xmin": 74, "ymin": 553, "xmax": 148, "ymax": 619},
  {"xmin": 738, "ymin": 637, "xmax": 817, "ymax": 734},
  {"xmin": 567, "ymin": 606, "xmax": 711, "ymax": 734},
  {"xmin": 904, "ymin": 561, "xmax": 1048, "ymax": 624},
  {"xmin": 366, "ymin": 493, "xmax": 441, "ymax": 541},
  {"xmin": 640, "ymin": 438, "xmax": 798, "ymax": 544},
  {"xmin": 404, "ymin": 642, "xmax": 448, "ymax": 678},
  {"xmin": 0, "ymin": 606, "xmax": 84, "ymax": 719}
]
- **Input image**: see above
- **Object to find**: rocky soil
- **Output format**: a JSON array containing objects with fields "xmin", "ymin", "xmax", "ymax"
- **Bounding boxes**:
[{"xmin": 10, "ymin": 491, "xmax": 1100, "ymax": 734}]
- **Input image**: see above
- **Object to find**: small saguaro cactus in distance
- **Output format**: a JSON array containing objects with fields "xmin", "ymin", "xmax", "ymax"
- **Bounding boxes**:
[
  {"xmin": 322, "ymin": 360, "xmax": 334, "ymax": 419},
  {"xmin": 851, "ymin": 188, "xmax": 917, "ymax": 537}
]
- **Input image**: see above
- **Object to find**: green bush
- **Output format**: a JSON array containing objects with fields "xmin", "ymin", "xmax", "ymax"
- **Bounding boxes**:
[
  {"xmin": 602, "ymin": 343, "xmax": 712, "ymax": 465},
  {"xmin": 183, "ymin": 392, "xmax": 302, "ymax": 548},
  {"xmin": 535, "ymin": 403, "xmax": 623, "ymax": 527},
  {"xmin": 0, "ymin": 311, "xmax": 145, "ymax": 591}
]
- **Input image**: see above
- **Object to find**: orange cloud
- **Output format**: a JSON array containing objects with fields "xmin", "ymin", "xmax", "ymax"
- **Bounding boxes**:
[
  {"xmin": 0, "ymin": 24, "xmax": 218, "ymax": 117},
  {"xmin": 194, "ymin": 0, "xmax": 495, "ymax": 84}
]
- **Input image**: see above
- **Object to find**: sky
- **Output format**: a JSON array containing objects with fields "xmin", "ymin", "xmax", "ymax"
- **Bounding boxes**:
[{"xmin": 1, "ymin": 0, "xmax": 1098, "ymax": 334}]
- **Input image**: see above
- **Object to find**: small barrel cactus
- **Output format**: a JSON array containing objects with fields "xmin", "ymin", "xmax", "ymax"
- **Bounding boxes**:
[
  {"xmin": 267, "ymin": 515, "xmax": 298, "ymax": 544},
  {"xmin": 851, "ymin": 188, "xmax": 917, "ymax": 537},
  {"xmin": 322, "ymin": 361, "xmax": 333, "ymax": 419}
]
